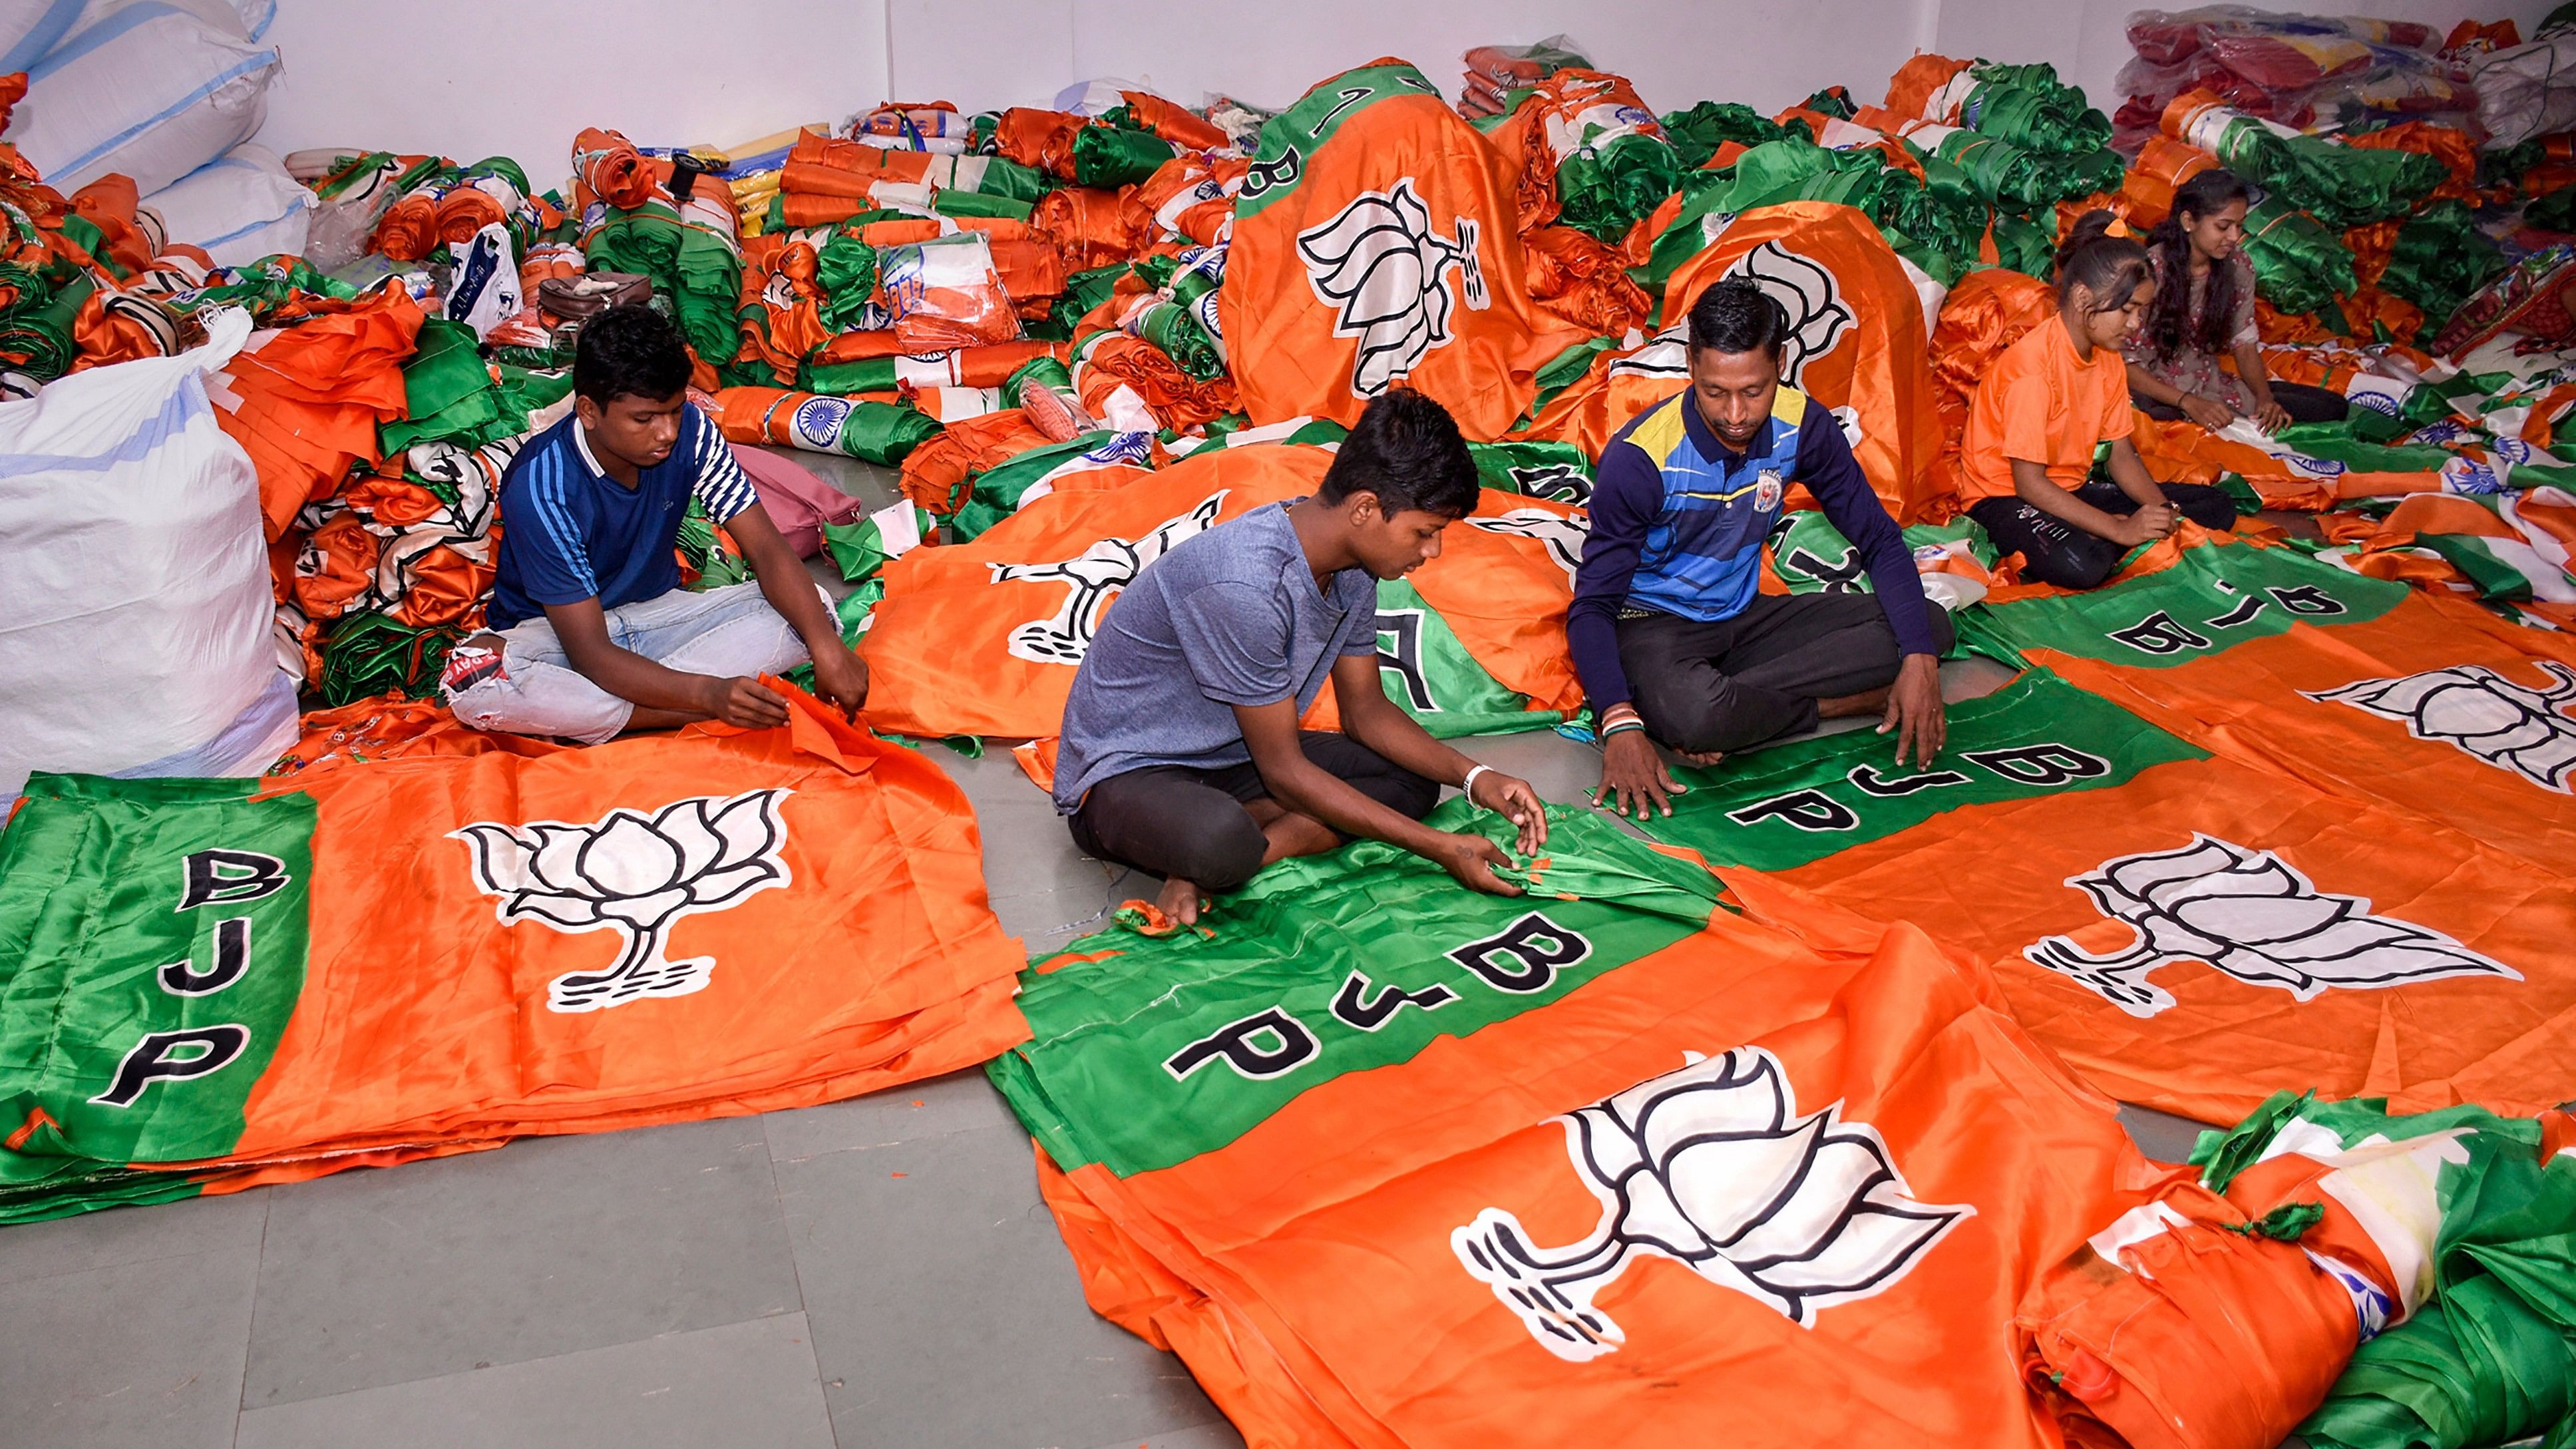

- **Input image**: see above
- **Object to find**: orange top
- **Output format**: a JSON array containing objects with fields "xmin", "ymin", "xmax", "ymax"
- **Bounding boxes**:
[{"xmin": 1960, "ymin": 314, "xmax": 2134, "ymax": 502}]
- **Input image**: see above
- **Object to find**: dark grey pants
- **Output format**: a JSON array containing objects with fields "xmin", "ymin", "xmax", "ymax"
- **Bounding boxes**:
[
  {"xmin": 1615, "ymin": 592, "xmax": 1954, "ymax": 755},
  {"xmin": 1968, "ymin": 479, "xmax": 2239, "ymax": 591},
  {"xmin": 1067, "ymin": 731, "xmax": 1439, "ymax": 891}
]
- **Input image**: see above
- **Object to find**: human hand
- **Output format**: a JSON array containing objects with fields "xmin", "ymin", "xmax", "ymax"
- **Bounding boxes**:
[
  {"xmin": 1591, "ymin": 729, "xmax": 1684, "ymax": 818},
  {"xmin": 2119, "ymin": 503, "xmax": 2180, "ymax": 546},
  {"xmin": 2179, "ymin": 393, "xmax": 2239, "ymax": 432},
  {"xmin": 703, "ymin": 675, "xmax": 791, "ymax": 729},
  {"xmin": 2253, "ymin": 397, "xmax": 2293, "ymax": 433},
  {"xmin": 809, "ymin": 644, "xmax": 870, "ymax": 721},
  {"xmin": 1878, "ymin": 654, "xmax": 1946, "ymax": 765},
  {"xmin": 1469, "ymin": 769, "xmax": 1549, "ymax": 855},
  {"xmin": 1435, "ymin": 832, "xmax": 1525, "ymax": 897}
]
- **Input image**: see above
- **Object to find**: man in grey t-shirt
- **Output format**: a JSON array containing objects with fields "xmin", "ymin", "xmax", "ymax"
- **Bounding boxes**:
[{"xmin": 1055, "ymin": 391, "xmax": 1549, "ymax": 925}]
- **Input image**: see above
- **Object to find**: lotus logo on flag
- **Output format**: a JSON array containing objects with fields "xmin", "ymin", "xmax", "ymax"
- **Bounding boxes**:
[
  {"xmin": 988, "ymin": 494, "xmax": 1228, "ymax": 664},
  {"xmin": 454, "ymin": 789, "xmax": 794, "ymax": 1013},
  {"xmin": 1296, "ymin": 178, "xmax": 1488, "ymax": 398},
  {"xmin": 1718, "ymin": 242, "xmax": 1853, "ymax": 388},
  {"xmin": 2026, "ymin": 835, "xmax": 2519, "ymax": 1018},
  {"xmin": 2307, "ymin": 663, "xmax": 2576, "ymax": 793},
  {"xmin": 1453, "ymin": 1047, "xmax": 1970, "ymax": 1360},
  {"xmin": 1465, "ymin": 509, "xmax": 1590, "ymax": 586}
]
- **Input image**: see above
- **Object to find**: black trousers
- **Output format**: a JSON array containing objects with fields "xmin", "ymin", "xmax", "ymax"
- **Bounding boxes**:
[
  {"xmin": 1615, "ymin": 592, "xmax": 1955, "ymax": 755},
  {"xmin": 1067, "ymin": 731, "xmax": 1439, "ymax": 892},
  {"xmin": 2132, "ymin": 380, "xmax": 2348, "ymax": 425},
  {"xmin": 1968, "ymin": 479, "xmax": 2240, "ymax": 592}
]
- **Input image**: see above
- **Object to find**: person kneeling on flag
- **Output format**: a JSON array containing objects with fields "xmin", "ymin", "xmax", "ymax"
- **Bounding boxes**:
[
  {"xmin": 1050, "ymin": 390, "xmax": 1549, "ymax": 927},
  {"xmin": 1575, "ymin": 280, "xmax": 1950, "ymax": 820},
  {"xmin": 1960, "ymin": 210, "xmax": 2239, "ymax": 592},
  {"xmin": 445, "ymin": 305, "xmax": 869, "ymax": 741}
]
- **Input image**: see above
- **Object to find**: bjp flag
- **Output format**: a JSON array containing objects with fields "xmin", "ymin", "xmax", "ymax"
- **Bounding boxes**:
[
  {"xmin": 1221, "ymin": 59, "xmax": 1578, "ymax": 441},
  {"xmin": 858, "ymin": 443, "xmax": 1588, "ymax": 742},
  {"xmin": 1959, "ymin": 534, "xmax": 2576, "ymax": 877},
  {"xmin": 991, "ymin": 803, "xmax": 2167, "ymax": 1447},
  {"xmin": 0, "ymin": 688, "xmax": 1027, "ymax": 1221}
]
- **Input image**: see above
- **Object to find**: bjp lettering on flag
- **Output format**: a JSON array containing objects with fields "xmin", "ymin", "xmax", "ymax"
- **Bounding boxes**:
[
  {"xmin": 990, "ymin": 803, "xmax": 2168, "ymax": 1447},
  {"xmin": 857, "ymin": 443, "xmax": 1586, "ymax": 743},
  {"xmin": 1631, "ymin": 668, "xmax": 2576, "ymax": 1126},
  {"xmin": 1221, "ymin": 59, "xmax": 1576, "ymax": 441},
  {"xmin": 1958, "ymin": 536, "xmax": 2576, "ymax": 875},
  {"xmin": 0, "ymin": 688, "xmax": 1027, "ymax": 1221}
]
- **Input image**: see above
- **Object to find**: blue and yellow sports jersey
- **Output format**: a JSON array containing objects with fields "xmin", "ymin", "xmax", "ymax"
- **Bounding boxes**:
[{"xmin": 1610, "ymin": 385, "xmax": 1808, "ymax": 622}]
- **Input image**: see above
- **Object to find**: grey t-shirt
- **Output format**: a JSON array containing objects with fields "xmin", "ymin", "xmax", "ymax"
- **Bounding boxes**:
[{"xmin": 1051, "ymin": 502, "xmax": 1380, "ymax": 813}]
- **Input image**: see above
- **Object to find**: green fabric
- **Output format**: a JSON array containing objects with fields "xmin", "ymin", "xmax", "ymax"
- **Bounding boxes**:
[
  {"xmin": 1236, "ymin": 61, "xmax": 1442, "ymax": 222},
  {"xmin": 1634, "ymin": 670, "xmax": 2205, "ymax": 869},
  {"xmin": 2243, "ymin": 198, "xmax": 2358, "ymax": 314},
  {"xmin": 986, "ymin": 801, "xmax": 1726, "ymax": 1177},
  {"xmin": 2382, "ymin": 201, "xmax": 2507, "ymax": 328},
  {"xmin": 1370, "ymin": 578, "xmax": 1562, "ymax": 738},
  {"xmin": 932, "ymin": 188, "xmax": 1033, "ymax": 221},
  {"xmin": 1658, "ymin": 101, "xmax": 1789, "ymax": 170},
  {"xmin": 582, "ymin": 201, "xmax": 744, "ymax": 369},
  {"xmin": 960, "ymin": 154, "xmax": 1051, "ymax": 204},
  {"xmin": 0, "ymin": 268, "xmax": 88, "ymax": 381},
  {"xmin": 315, "ymin": 612, "xmax": 460, "ymax": 706},
  {"xmin": 0, "ymin": 775, "xmax": 316, "ymax": 1221},
  {"xmin": 1044, "ymin": 262, "xmax": 1129, "ymax": 337},
  {"xmin": 821, "ymin": 505, "xmax": 932, "ymax": 585},
  {"xmin": 1070, "ymin": 124, "xmax": 1178, "ymax": 189},
  {"xmin": 1003, "ymin": 354, "xmax": 1083, "ymax": 419},
  {"xmin": 675, "ymin": 495, "xmax": 753, "ymax": 592},
  {"xmin": 755, "ymin": 393, "xmax": 942, "ymax": 466},
  {"xmin": 172, "ymin": 257, "xmax": 359, "ymax": 321},
  {"xmin": 815, "ymin": 226, "xmax": 879, "ymax": 335},
  {"xmin": 2194, "ymin": 111, "xmax": 2444, "ymax": 228},
  {"xmin": 1960, "ymin": 61, "xmax": 2113, "ymax": 156},
  {"xmin": 1556, "ymin": 130, "xmax": 1684, "ymax": 243},
  {"xmin": 1929, "ymin": 130, "xmax": 2124, "ymax": 212},
  {"xmin": 1956, "ymin": 536, "xmax": 2409, "ymax": 672},
  {"xmin": 1767, "ymin": 513, "xmax": 1998, "ymax": 596},
  {"xmin": 1467, "ymin": 440, "xmax": 1594, "ymax": 503},
  {"xmin": 948, "ymin": 430, "xmax": 1136, "ymax": 539},
  {"xmin": 1125, "ymin": 298, "xmax": 1224, "ymax": 380},
  {"xmin": 2527, "ymin": 186, "xmax": 2576, "ymax": 235},
  {"xmin": 379, "ymin": 318, "xmax": 513, "ymax": 455}
]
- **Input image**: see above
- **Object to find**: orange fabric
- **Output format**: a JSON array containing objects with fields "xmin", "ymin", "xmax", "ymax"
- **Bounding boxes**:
[
  {"xmin": 572, "ymin": 126, "xmax": 661, "ymax": 211},
  {"xmin": 2346, "ymin": 219, "xmax": 2400, "ymax": 288},
  {"xmin": 1925, "ymin": 268, "xmax": 2058, "ymax": 513},
  {"xmin": 433, "ymin": 186, "xmax": 506, "ymax": 248},
  {"xmin": 1071, "ymin": 331, "xmax": 1240, "ymax": 431},
  {"xmin": 854, "ymin": 215, "xmax": 1037, "ymax": 246},
  {"xmin": 2017, "ymin": 1183, "xmax": 2358, "ymax": 1449},
  {"xmin": 1119, "ymin": 91, "xmax": 1228, "ymax": 152},
  {"xmin": 2343, "ymin": 121, "xmax": 2480, "ymax": 202},
  {"xmin": 895, "ymin": 407, "xmax": 1057, "ymax": 516},
  {"xmin": 213, "ymin": 284, "xmax": 425, "ymax": 540},
  {"xmin": 1218, "ymin": 79, "xmax": 1579, "ymax": 441},
  {"xmin": 1961, "ymin": 315, "xmax": 2132, "ymax": 502},
  {"xmin": 229, "ymin": 686, "xmax": 1029, "ymax": 1156},
  {"xmin": 1124, "ymin": 154, "xmax": 1247, "ymax": 248},
  {"xmin": 1038, "ymin": 907, "xmax": 2169, "ymax": 1448},
  {"xmin": 997, "ymin": 108, "xmax": 1086, "ymax": 180},
  {"xmin": 1884, "ymin": 53, "xmax": 1973, "ymax": 118},
  {"xmin": 373, "ymin": 192, "xmax": 439, "ymax": 261},
  {"xmin": 1521, "ymin": 224, "xmax": 1653, "ymax": 336},
  {"xmin": 1031, "ymin": 186, "xmax": 1139, "ymax": 272},
  {"xmin": 67, "ymin": 175, "xmax": 159, "ymax": 276},
  {"xmin": 2121, "ymin": 138, "xmax": 2219, "ymax": 229},
  {"xmin": 68, "ymin": 290, "xmax": 166, "ymax": 368},
  {"xmin": 779, "ymin": 132, "xmax": 934, "ymax": 198},
  {"xmin": 1659, "ymin": 202, "xmax": 1950, "ymax": 520},
  {"xmin": 2127, "ymin": 414, "xmax": 2438, "ymax": 508}
]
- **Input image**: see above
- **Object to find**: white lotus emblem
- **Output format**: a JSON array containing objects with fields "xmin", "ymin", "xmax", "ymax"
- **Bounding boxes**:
[
  {"xmin": 2307, "ymin": 663, "xmax": 2576, "ymax": 793},
  {"xmin": 2026, "ymin": 835, "xmax": 2519, "ymax": 1017},
  {"xmin": 1296, "ymin": 179, "xmax": 1487, "ymax": 398},
  {"xmin": 1453, "ymin": 1047, "xmax": 1970, "ymax": 1360},
  {"xmin": 1465, "ymin": 509, "xmax": 1590, "ymax": 586},
  {"xmin": 453, "ymin": 789, "xmax": 794, "ymax": 1013},
  {"xmin": 1720, "ymin": 242, "xmax": 1854, "ymax": 388},
  {"xmin": 987, "ymin": 493, "xmax": 1226, "ymax": 665}
]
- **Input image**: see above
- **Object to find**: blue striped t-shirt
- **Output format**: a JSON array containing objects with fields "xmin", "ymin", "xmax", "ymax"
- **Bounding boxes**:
[{"xmin": 487, "ymin": 405, "xmax": 759, "ymax": 631}]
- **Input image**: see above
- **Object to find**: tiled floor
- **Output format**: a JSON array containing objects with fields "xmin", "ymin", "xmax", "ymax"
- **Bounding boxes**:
[{"xmin": 0, "ymin": 451, "xmax": 2222, "ymax": 1448}]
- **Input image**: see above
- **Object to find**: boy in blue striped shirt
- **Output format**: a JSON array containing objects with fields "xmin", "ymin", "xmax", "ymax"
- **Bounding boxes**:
[{"xmin": 447, "ymin": 306, "xmax": 868, "ymax": 742}]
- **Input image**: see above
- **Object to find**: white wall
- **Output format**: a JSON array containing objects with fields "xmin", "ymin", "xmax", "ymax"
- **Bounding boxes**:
[{"xmin": 253, "ymin": 0, "xmax": 2553, "ymax": 175}]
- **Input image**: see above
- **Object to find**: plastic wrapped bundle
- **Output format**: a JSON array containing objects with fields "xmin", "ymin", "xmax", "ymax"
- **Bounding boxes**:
[
  {"xmin": 2472, "ymin": 18, "xmax": 2576, "ymax": 148},
  {"xmin": 1459, "ymin": 34, "xmax": 1590, "ymax": 119},
  {"xmin": 2241, "ymin": 197, "xmax": 2355, "ymax": 313}
]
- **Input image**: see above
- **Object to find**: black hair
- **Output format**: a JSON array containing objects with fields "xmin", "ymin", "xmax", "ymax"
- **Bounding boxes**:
[
  {"xmin": 2145, "ymin": 168, "xmax": 2253, "ymax": 364},
  {"xmin": 1319, "ymin": 388, "xmax": 1480, "ymax": 518},
  {"xmin": 2053, "ymin": 209, "xmax": 2153, "ymax": 313},
  {"xmin": 1685, "ymin": 278, "xmax": 1789, "ymax": 360},
  {"xmin": 573, "ymin": 304, "xmax": 692, "ymax": 405}
]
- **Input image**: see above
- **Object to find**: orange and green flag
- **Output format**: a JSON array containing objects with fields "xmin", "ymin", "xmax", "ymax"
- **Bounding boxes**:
[
  {"xmin": 1630, "ymin": 667, "xmax": 2576, "ymax": 1126},
  {"xmin": 1957, "ymin": 535, "xmax": 2576, "ymax": 877},
  {"xmin": 1220, "ymin": 59, "xmax": 1577, "ymax": 440},
  {"xmin": 0, "ymin": 688, "xmax": 1028, "ymax": 1221},
  {"xmin": 990, "ymin": 802, "xmax": 2165, "ymax": 1446}
]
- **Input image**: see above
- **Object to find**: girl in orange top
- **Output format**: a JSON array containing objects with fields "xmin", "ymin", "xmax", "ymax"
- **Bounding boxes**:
[{"xmin": 1961, "ymin": 210, "xmax": 2239, "ymax": 590}]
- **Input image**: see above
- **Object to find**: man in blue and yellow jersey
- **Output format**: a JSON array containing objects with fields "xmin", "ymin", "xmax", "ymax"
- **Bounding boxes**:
[{"xmin": 1574, "ymin": 280, "xmax": 1951, "ymax": 818}]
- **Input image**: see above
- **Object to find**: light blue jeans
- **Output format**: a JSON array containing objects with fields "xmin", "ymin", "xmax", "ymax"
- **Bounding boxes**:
[{"xmin": 447, "ymin": 582, "xmax": 821, "ymax": 744}]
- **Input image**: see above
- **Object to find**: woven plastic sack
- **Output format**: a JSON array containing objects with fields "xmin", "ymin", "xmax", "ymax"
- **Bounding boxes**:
[
  {"xmin": 11, "ymin": 0, "xmax": 281, "ymax": 195},
  {"xmin": 2472, "ymin": 26, "xmax": 2576, "ymax": 148},
  {"xmin": 142, "ymin": 142, "xmax": 314, "ymax": 268},
  {"xmin": 0, "ymin": 308, "xmax": 293, "ymax": 803}
]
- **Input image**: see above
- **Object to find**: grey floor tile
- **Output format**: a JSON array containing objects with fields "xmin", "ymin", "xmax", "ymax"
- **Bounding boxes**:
[
  {"xmin": 0, "ymin": 1185, "xmax": 267, "ymax": 1287},
  {"xmin": 0, "ymin": 1242, "xmax": 258, "ymax": 1449},
  {"xmin": 2119, "ymin": 1103, "xmax": 2213, "ymax": 1164},
  {"xmin": 1454, "ymin": 727, "xmax": 1604, "ymax": 807},
  {"xmin": 1938, "ymin": 652, "xmax": 2018, "ymax": 702},
  {"xmin": 938, "ymin": 750, "xmax": 1115, "ymax": 902},
  {"xmin": 1071, "ymin": 1423, "xmax": 1246, "ymax": 1449},
  {"xmin": 764, "ymin": 1068, "xmax": 1018, "ymax": 1163},
  {"xmin": 781, "ymin": 1122, "xmax": 1218, "ymax": 1449},
  {"xmin": 994, "ymin": 881, "xmax": 1127, "ymax": 953},
  {"xmin": 244, "ymin": 1116, "xmax": 801, "ymax": 1409},
  {"xmin": 234, "ymin": 1313, "xmax": 834, "ymax": 1449}
]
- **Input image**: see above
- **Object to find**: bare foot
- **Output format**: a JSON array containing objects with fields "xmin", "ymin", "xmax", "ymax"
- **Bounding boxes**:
[
  {"xmin": 1816, "ymin": 686, "xmax": 1893, "ymax": 720},
  {"xmin": 1674, "ymin": 747, "xmax": 1727, "ymax": 768},
  {"xmin": 1258, "ymin": 809, "xmax": 1340, "ymax": 867},
  {"xmin": 1156, "ymin": 874, "xmax": 1207, "ymax": 927}
]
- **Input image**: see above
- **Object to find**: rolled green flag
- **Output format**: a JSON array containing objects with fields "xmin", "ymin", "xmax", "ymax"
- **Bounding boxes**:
[
  {"xmin": 821, "ymin": 498, "xmax": 934, "ymax": 586},
  {"xmin": 1071, "ymin": 124, "xmax": 1178, "ymax": 189},
  {"xmin": 315, "ymin": 612, "xmax": 459, "ymax": 707},
  {"xmin": 2382, "ymin": 202, "xmax": 2507, "ymax": 328},
  {"xmin": 1658, "ymin": 101, "xmax": 1790, "ymax": 170},
  {"xmin": 2242, "ymin": 199, "xmax": 2357, "ymax": 315},
  {"xmin": 1957, "ymin": 61, "xmax": 2112, "ymax": 156}
]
